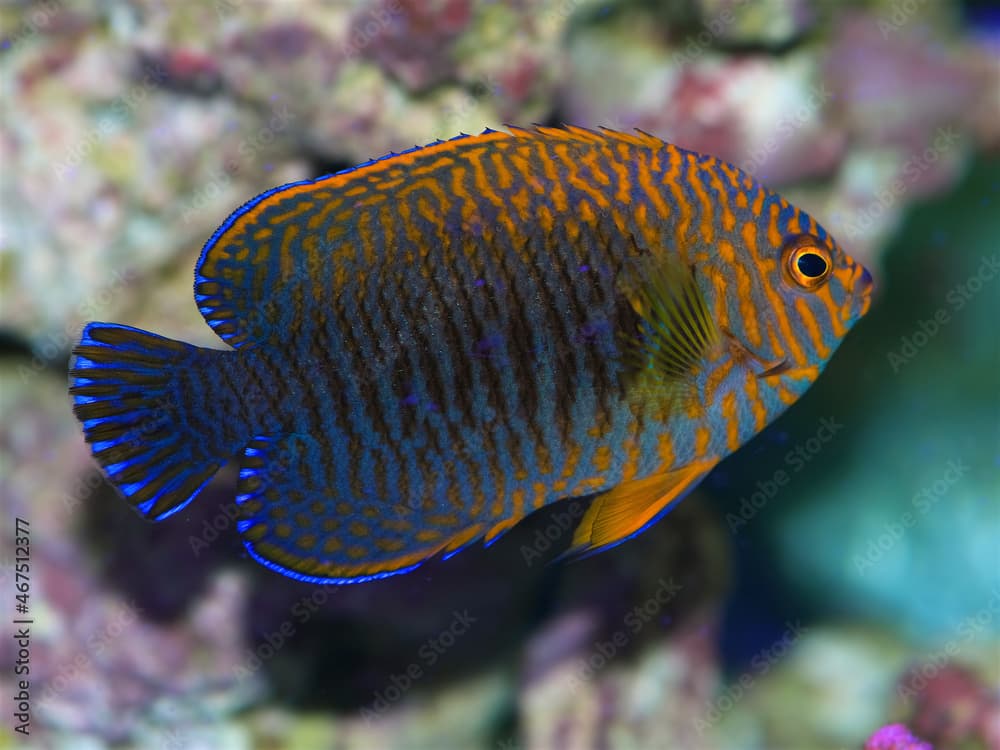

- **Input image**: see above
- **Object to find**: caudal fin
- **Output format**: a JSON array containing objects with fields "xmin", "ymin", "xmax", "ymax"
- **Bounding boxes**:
[{"xmin": 69, "ymin": 322, "xmax": 235, "ymax": 520}]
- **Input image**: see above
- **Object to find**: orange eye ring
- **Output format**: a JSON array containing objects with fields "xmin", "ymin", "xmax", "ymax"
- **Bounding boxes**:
[{"xmin": 783, "ymin": 237, "xmax": 832, "ymax": 290}]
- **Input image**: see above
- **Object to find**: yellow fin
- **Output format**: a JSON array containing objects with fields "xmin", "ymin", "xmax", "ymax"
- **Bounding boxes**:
[
  {"xmin": 568, "ymin": 459, "xmax": 718, "ymax": 556},
  {"xmin": 618, "ymin": 258, "xmax": 720, "ymax": 408}
]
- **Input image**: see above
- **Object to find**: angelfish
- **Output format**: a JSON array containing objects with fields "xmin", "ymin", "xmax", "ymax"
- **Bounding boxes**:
[{"xmin": 70, "ymin": 126, "xmax": 873, "ymax": 583}]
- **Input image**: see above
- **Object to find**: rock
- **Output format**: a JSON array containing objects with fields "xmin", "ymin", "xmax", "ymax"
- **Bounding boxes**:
[{"xmin": 695, "ymin": 0, "xmax": 815, "ymax": 48}]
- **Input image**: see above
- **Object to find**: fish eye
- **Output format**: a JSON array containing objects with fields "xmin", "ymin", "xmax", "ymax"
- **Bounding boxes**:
[{"xmin": 783, "ymin": 238, "xmax": 832, "ymax": 290}]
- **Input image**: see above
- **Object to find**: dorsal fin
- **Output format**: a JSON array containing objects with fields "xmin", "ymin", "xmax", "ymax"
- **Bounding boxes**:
[
  {"xmin": 193, "ymin": 128, "xmax": 512, "ymax": 348},
  {"xmin": 193, "ymin": 125, "xmax": 674, "ymax": 348}
]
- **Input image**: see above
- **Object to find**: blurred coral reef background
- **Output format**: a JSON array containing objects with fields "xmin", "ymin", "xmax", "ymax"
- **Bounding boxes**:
[{"xmin": 1, "ymin": 1, "xmax": 998, "ymax": 748}]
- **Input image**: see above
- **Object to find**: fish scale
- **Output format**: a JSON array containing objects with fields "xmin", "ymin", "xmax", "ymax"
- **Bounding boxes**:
[{"xmin": 69, "ymin": 125, "xmax": 872, "ymax": 583}]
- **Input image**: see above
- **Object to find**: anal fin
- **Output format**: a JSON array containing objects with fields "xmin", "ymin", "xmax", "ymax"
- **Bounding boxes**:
[
  {"xmin": 565, "ymin": 459, "xmax": 718, "ymax": 559},
  {"xmin": 235, "ymin": 433, "xmax": 492, "ymax": 584}
]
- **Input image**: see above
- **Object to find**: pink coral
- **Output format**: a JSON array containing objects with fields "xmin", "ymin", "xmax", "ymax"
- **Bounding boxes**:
[
  {"xmin": 864, "ymin": 723, "xmax": 933, "ymax": 750},
  {"xmin": 900, "ymin": 662, "xmax": 1000, "ymax": 748}
]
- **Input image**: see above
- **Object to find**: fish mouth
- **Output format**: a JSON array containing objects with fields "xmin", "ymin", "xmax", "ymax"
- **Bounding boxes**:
[
  {"xmin": 842, "ymin": 265, "xmax": 874, "ymax": 322},
  {"xmin": 854, "ymin": 266, "xmax": 874, "ymax": 317}
]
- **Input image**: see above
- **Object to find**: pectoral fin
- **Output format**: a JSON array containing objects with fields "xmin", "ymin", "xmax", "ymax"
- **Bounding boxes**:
[
  {"xmin": 618, "ymin": 257, "xmax": 720, "ymax": 410},
  {"xmin": 563, "ymin": 458, "xmax": 718, "ymax": 559}
]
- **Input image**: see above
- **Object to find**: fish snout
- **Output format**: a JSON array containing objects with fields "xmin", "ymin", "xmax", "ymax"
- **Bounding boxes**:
[{"xmin": 855, "ymin": 266, "xmax": 874, "ymax": 317}]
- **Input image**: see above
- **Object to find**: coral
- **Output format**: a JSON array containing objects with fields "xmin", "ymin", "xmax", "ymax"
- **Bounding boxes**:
[
  {"xmin": 559, "ymin": 3, "xmax": 996, "ymax": 267},
  {"xmin": 695, "ymin": 0, "xmax": 816, "ymax": 48},
  {"xmin": 0, "ymin": 368, "xmax": 256, "ymax": 746},
  {"xmin": 898, "ymin": 662, "xmax": 1000, "ymax": 749},
  {"xmin": 864, "ymin": 723, "xmax": 933, "ymax": 750}
]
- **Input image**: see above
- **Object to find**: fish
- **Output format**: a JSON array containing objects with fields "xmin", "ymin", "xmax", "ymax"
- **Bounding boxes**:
[{"xmin": 69, "ymin": 125, "xmax": 873, "ymax": 584}]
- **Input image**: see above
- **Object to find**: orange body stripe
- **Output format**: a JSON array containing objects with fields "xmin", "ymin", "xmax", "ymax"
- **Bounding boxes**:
[
  {"xmin": 396, "ymin": 198, "xmax": 421, "ymax": 247},
  {"xmin": 577, "ymin": 147, "xmax": 611, "ymax": 185},
  {"xmin": 688, "ymin": 158, "xmax": 714, "ymax": 245},
  {"xmin": 718, "ymin": 161, "xmax": 742, "ymax": 189},
  {"xmin": 637, "ymin": 150, "xmax": 671, "ymax": 222},
  {"xmin": 556, "ymin": 145, "xmax": 613, "ymax": 209},
  {"xmin": 694, "ymin": 426, "xmax": 711, "ymax": 458},
  {"xmin": 410, "ymin": 156, "xmax": 456, "ymax": 176},
  {"xmin": 621, "ymin": 440, "xmax": 641, "ymax": 481},
  {"xmin": 427, "ymin": 514, "xmax": 461, "ymax": 527},
  {"xmin": 490, "ymin": 492, "xmax": 504, "ymax": 518},
  {"xmin": 572, "ymin": 477, "xmax": 606, "ymax": 494},
  {"xmin": 373, "ymin": 177, "xmax": 404, "ymax": 191},
  {"xmin": 465, "ymin": 150, "xmax": 505, "ymax": 211},
  {"xmin": 279, "ymin": 225, "xmax": 299, "ymax": 279},
  {"xmin": 562, "ymin": 441, "xmax": 582, "ymax": 479},
  {"xmin": 534, "ymin": 147, "xmax": 569, "ymax": 212},
  {"xmin": 744, "ymin": 370, "xmax": 768, "ymax": 433},
  {"xmin": 816, "ymin": 285, "xmax": 848, "ymax": 338},
  {"xmin": 789, "ymin": 208, "xmax": 804, "ymax": 235},
  {"xmin": 593, "ymin": 444, "xmax": 612, "ymax": 473},
  {"xmin": 663, "ymin": 148, "xmax": 690, "ymax": 242},
  {"xmin": 657, "ymin": 432, "xmax": 676, "ymax": 471},
  {"xmin": 741, "ymin": 220, "xmax": 757, "ymax": 259},
  {"xmin": 722, "ymin": 391, "xmax": 740, "ymax": 452},
  {"xmin": 707, "ymin": 167, "xmax": 735, "ymax": 232},
  {"xmin": 533, "ymin": 482, "xmax": 548, "ymax": 509},
  {"xmin": 735, "ymin": 264, "xmax": 763, "ymax": 349},
  {"xmin": 607, "ymin": 145, "xmax": 632, "ymax": 204},
  {"xmin": 512, "ymin": 488, "xmax": 525, "ymax": 518},
  {"xmin": 767, "ymin": 202, "xmax": 783, "ymax": 248},
  {"xmin": 794, "ymin": 297, "xmax": 829, "ymax": 359},
  {"xmin": 536, "ymin": 204, "xmax": 554, "ymax": 234},
  {"xmin": 488, "ymin": 150, "xmax": 514, "ymax": 190},
  {"xmin": 704, "ymin": 357, "xmax": 735, "ymax": 405}
]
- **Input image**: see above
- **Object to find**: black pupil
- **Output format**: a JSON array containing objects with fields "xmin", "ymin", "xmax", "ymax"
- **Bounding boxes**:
[{"xmin": 796, "ymin": 252, "xmax": 828, "ymax": 278}]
